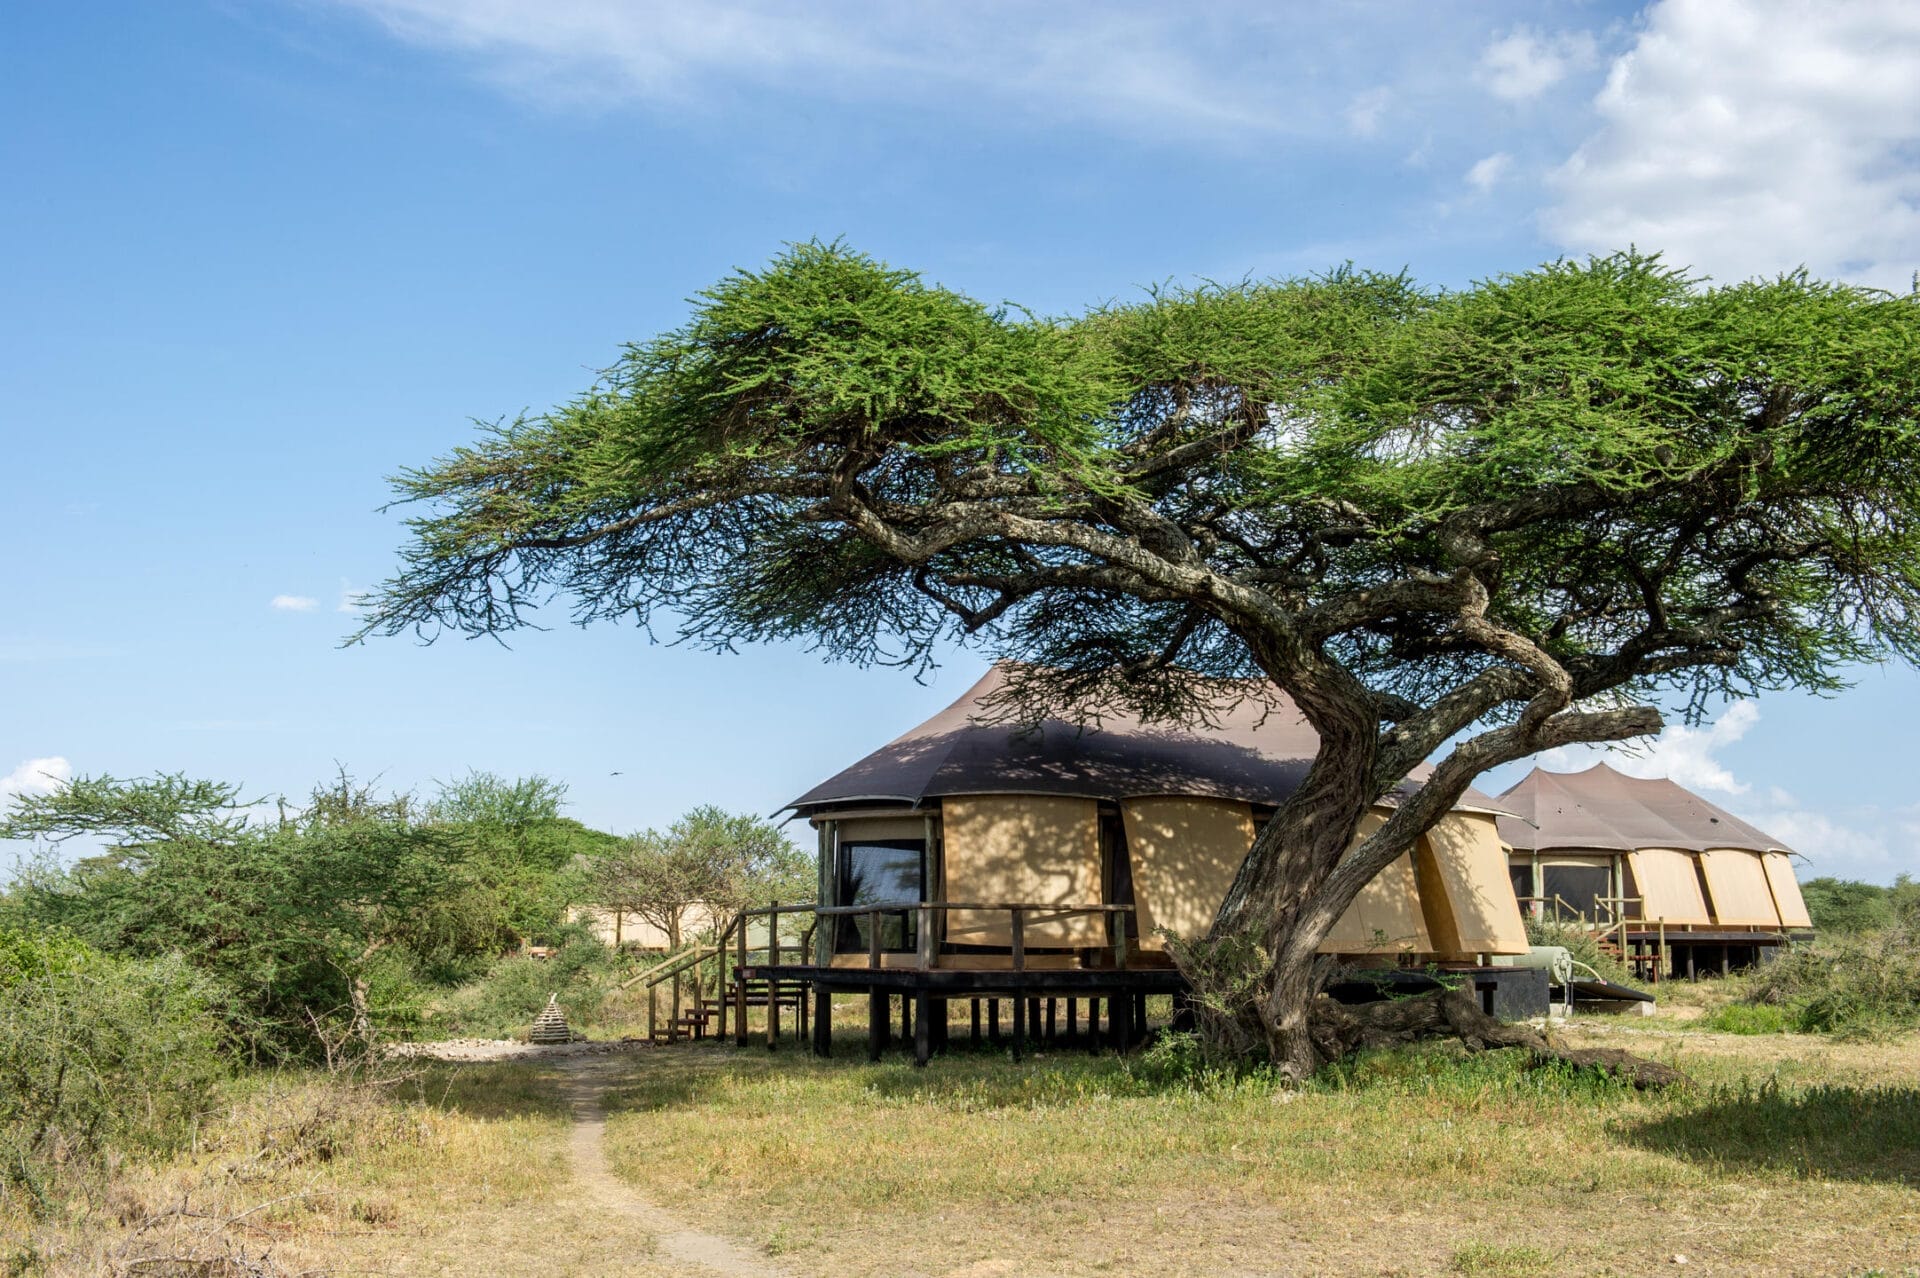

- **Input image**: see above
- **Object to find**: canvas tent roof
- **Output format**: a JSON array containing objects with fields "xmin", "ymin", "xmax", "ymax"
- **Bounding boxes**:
[
  {"xmin": 1496, "ymin": 762, "xmax": 1790, "ymax": 855},
  {"xmin": 788, "ymin": 663, "xmax": 1507, "ymax": 816}
]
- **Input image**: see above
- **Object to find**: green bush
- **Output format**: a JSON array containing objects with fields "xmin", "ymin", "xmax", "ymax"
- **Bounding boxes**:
[
  {"xmin": 1522, "ymin": 917, "xmax": 1636, "ymax": 987},
  {"xmin": 429, "ymin": 926, "xmax": 616, "ymax": 1038},
  {"xmin": 1724, "ymin": 926, "xmax": 1920, "ymax": 1036},
  {"xmin": 1, "ymin": 925, "xmax": 226, "ymax": 1214}
]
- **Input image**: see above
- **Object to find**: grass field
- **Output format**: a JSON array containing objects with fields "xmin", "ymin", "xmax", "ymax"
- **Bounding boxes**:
[
  {"xmin": 597, "ymin": 1005, "xmax": 1920, "ymax": 1278},
  {"xmin": 9, "ymin": 1004, "xmax": 1918, "ymax": 1277}
]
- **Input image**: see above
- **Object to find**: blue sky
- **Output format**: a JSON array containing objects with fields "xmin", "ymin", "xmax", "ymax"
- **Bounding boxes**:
[{"xmin": 5, "ymin": 1, "xmax": 1920, "ymax": 882}]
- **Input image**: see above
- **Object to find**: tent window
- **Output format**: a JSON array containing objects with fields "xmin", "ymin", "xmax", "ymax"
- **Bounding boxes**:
[
  {"xmin": 1542, "ymin": 864, "xmax": 1610, "ymax": 921},
  {"xmin": 835, "ymin": 838, "xmax": 925, "ymax": 953},
  {"xmin": 1508, "ymin": 863, "xmax": 1534, "ymax": 904}
]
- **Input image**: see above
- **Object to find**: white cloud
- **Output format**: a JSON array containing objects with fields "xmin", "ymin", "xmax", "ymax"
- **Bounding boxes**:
[
  {"xmin": 1544, "ymin": 0, "xmax": 1920, "ymax": 289},
  {"xmin": 323, "ymin": 1, "xmax": 1528, "ymax": 148},
  {"xmin": 271, "ymin": 594, "xmax": 319, "ymax": 612},
  {"xmin": 1465, "ymin": 151, "xmax": 1513, "ymax": 193},
  {"xmin": 1537, "ymin": 698, "xmax": 1757, "ymax": 794},
  {"xmin": 329, "ymin": 1, "xmax": 1303, "ymax": 138},
  {"xmin": 1476, "ymin": 26, "xmax": 1596, "ymax": 101},
  {"xmin": 336, "ymin": 580, "xmax": 370, "ymax": 615},
  {"xmin": 1, "ymin": 756, "xmax": 72, "ymax": 803},
  {"xmin": 1346, "ymin": 87, "xmax": 1392, "ymax": 137}
]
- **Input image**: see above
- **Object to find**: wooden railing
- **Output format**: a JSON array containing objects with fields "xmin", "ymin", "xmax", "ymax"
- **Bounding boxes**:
[
  {"xmin": 1519, "ymin": 893, "xmax": 1666, "ymax": 984},
  {"xmin": 630, "ymin": 943, "xmax": 717, "ymax": 1042},
  {"xmin": 736, "ymin": 901, "xmax": 1137, "ymax": 972}
]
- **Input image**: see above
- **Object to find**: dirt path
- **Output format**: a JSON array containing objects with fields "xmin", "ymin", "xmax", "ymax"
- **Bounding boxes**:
[{"xmin": 557, "ymin": 1055, "xmax": 791, "ymax": 1278}]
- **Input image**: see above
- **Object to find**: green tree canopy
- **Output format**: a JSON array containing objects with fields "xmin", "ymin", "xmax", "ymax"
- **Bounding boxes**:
[
  {"xmin": 587, "ymin": 806, "xmax": 810, "ymax": 949},
  {"xmin": 364, "ymin": 242, "xmax": 1920, "ymax": 1074}
]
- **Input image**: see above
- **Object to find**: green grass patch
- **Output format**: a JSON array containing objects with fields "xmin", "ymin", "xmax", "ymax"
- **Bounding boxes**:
[
  {"xmin": 1700, "ymin": 1001, "xmax": 1794, "ymax": 1034},
  {"xmin": 1450, "ymin": 1241, "xmax": 1558, "ymax": 1276}
]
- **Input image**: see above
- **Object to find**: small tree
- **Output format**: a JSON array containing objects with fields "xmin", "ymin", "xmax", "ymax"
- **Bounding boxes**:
[
  {"xmin": 1, "ymin": 773, "xmax": 464, "ymax": 1057},
  {"xmin": 588, "ymin": 806, "xmax": 809, "ymax": 949},
  {"xmin": 364, "ymin": 243, "xmax": 1920, "ymax": 1075}
]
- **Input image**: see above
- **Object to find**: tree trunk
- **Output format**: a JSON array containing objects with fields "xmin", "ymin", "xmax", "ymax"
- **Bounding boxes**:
[{"xmin": 350, "ymin": 974, "xmax": 374, "ymax": 1047}]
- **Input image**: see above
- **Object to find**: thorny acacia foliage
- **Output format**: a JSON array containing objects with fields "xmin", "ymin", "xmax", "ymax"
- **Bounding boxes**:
[{"xmin": 362, "ymin": 242, "xmax": 1920, "ymax": 1003}]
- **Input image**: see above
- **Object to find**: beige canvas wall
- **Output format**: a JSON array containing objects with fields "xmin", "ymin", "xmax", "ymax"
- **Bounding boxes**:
[
  {"xmin": 1699, "ymin": 848, "xmax": 1782, "ymax": 926},
  {"xmin": 1626, "ymin": 847, "xmax": 1713, "ymax": 925},
  {"xmin": 1318, "ymin": 811, "xmax": 1434, "ymax": 955},
  {"xmin": 569, "ymin": 902, "xmax": 723, "ymax": 950},
  {"xmin": 827, "ymin": 816, "xmax": 931, "ymax": 842},
  {"xmin": 941, "ymin": 795, "xmax": 1105, "ymax": 946},
  {"xmin": 1417, "ymin": 814, "xmax": 1530, "ymax": 956},
  {"xmin": 1762, "ymin": 851, "xmax": 1813, "ymax": 928},
  {"xmin": 1121, "ymin": 797, "xmax": 1255, "ymax": 949}
]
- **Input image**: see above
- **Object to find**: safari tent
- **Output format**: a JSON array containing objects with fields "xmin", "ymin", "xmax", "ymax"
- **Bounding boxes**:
[
  {"xmin": 743, "ymin": 663, "xmax": 1542, "ymax": 1064},
  {"xmin": 1496, "ymin": 762, "xmax": 1814, "ymax": 978}
]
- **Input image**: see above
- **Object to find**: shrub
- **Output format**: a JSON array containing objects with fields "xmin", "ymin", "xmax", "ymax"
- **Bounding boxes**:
[
  {"xmin": 0, "ymin": 925, "xmax": 226, "ymax": 1215},
  {"xmin": 429, "ymin": 926, "xmax": 615, "ymax": 1038},
  {"xmin": 1522, "ymin": 917, "xmax": 1636, "ymax": 987},
  {"xmin": 1728, "ymin": 925, "xmax": 1920, "ymax": 1036}
]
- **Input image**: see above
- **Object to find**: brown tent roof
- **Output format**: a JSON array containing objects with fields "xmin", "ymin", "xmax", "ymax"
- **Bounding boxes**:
[
  {"xmin": 1496, "ymin": 762, "xmax": 1790, "ymax": 854},
  {"xmin": 789, "ymin": 663, "xmax": 1508, "ymax": 816}
]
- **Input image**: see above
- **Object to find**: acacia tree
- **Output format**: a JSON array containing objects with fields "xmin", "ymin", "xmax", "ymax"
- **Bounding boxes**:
[
  {"xmin": 363, "ymin": 243, "xmax": 1920, "ymax": 1077},
  {"xmin": 588, "ymin": 806, "xmax": 810, "ymax": 949}
]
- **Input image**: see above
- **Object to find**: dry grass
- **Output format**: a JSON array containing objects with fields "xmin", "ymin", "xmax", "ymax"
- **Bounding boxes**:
[
  {"xmin": 12, "ymin": 1000, "xmax": 1919, "ymax": 1277},
  {"xmin": 5, "ymin": 1063, "xmax": 680, "ymax": 1278},
  {"xmin": 597, "ymin": 1006, "xmax": 1920, "ymax": 1277}
]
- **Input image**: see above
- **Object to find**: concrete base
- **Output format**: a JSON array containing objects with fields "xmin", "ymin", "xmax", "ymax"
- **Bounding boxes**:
[{"xmin": 1574, "ymin": 998, "xmax": 1657, "ymax": 1016}]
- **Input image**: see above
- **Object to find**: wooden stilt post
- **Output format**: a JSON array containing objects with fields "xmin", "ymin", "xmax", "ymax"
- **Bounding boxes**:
[
  {"xmin": 1110, "ymin": 991, "xmax": 1133, "ymax": 1052},
  {"xmin": 970, "ymin": 998, "xmax": 981, "ymax": 1045},
  {"xmin": 988, "ymin": 998, "xmax": 1001, "ymax": 1043},
  {"xmin": 1045, "ymin": 997, "xmax": 1056, "ymax": 1043},
  {"xmin": 765, "ymin": 903, "xmax": 781, "ymax": 1052},
  {"xmin": 1086, "ymin": 997, "xmax": 1102, "ymax": 1054},
  {"xmin": 1066, "ymin": 997, "xmax": 1078, "ymax": 1042},
  {"xmin": 901, "ymin": 990, "xmax": 912, "ymax": 1041},
  {"xmin": 813, "ymin": 986, "xmax": 832, "ymax": 1057},
  {"xmin": 869, "ymin": 990, "xmax": 888, "ymax": 1060},
  {"xmin": 913, "ymin": 991, "xmax": 932, "ymax": 1067},
  {"xmin": 1011, "ymin": 988, "xmax": 1026, "ymax": 1060},
  {"xmin": 734, "ymin": 916, "xmax": 749, "ymax": 1048}
]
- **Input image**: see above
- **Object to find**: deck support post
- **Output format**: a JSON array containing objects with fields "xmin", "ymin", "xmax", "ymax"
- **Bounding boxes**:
[
  {"xmin": 970, "ymin": 998, "xmax": 981, "ymax": 1044},
  {"xmin": 1110, "ymin": 993, "xmax": 1133, "ymax": 1052},
  {"xmin": 812, "ymin": 986, "xmax": 832, "ymax": 1057},
  {"xmin": 734, "ymin": 917, "xmax": 749, "ymax": 1048},
  {"xmin": 901, "ymin": 991, "xmax": 913, "ymax": 1041},
  {"xmin": 1011, "ymin": 988, "xmax": 1027, "ymax": 1060},
  {"xmin": 1045, "ymin": 998, "xmax": 1057, "ymax": 1042},
  {"xmin": 765, "ymin": 902, "xmax": 780, "ymax": 1051},
  {"xmin": 1086, "ymin": 997, "xmax": 1102, "ymax": 1054},
  {"xmin": 913, "ymin": 991, "xmax": 932, "ymax": 1067},
  {"xmin": 988, "ymin": 998, "xmax": 1001, "ymax": 1043},
  {"xmin": 1066, "ymin": 997, "xmax": 1077, "ymax": 1042},
  {"xmin": 931, "ymin": 998, "xmax": 949, "ymax": 1053},
  {"xmin": 869, "ymin": 990, "xmax": 889, "ymax": 1060}
]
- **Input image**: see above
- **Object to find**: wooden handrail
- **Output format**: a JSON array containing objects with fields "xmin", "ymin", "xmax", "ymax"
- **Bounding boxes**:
[
  {"xmin": 626, "ymin": 944, "xmax": 719, "ymax": 990},
  {"xmin": 733, "ymin": 900, "xmax": 1137, "ymax": 974},
  {"xmin": 808, "ymin": 901, "xmax": 1134, "ymax": 916}
]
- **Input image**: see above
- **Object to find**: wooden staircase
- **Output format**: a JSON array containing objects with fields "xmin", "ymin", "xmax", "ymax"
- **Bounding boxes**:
[{"xmin": 629, "ymin": 911, "xmax": 815, "ymax": 1045}]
